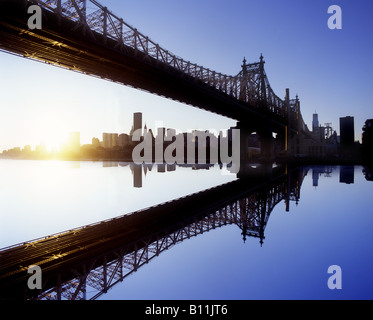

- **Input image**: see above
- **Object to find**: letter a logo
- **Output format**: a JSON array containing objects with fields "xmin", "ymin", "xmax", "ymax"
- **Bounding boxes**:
[
  {"xmin": 27, "ymin": 5, "xmax": 42, "ymax": 30},
  {"xmin": 27, "ymin": 265, "xmax": 42, "ymax": 290},
  {"xmin": 327, "ymin": 265, "xmax": 342, "ymax": 290},
  {"xmin": 327, "ymin": 5, "xmax": 342, "ymax": 30}
]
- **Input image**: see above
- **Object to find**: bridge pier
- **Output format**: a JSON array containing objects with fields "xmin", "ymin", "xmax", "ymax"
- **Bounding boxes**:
[
  {"xmin": 236, "ymin": 121, "xmax": 276, "ymax": 179},
  {"xmin": 277, "ymin": 130, "xmax": 286, "ymax": 154},
  {"xmin": 258, "ymin": 125, "xmax": 274, "ymax": 161},
  {"xmin": 236, "ymin": 122, "xmax": 251, "ymax": 164},
  {"xmin": 285, "ymin": 88, "xmax": 292, "ymax": 157},
  {"xmin": 236, "ymin": 121, "xmax": 274, "ymax": 162}
]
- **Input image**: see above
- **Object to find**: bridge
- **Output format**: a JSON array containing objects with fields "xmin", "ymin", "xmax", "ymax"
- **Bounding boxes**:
[
  {"xmin": 0, "ymin": 0, "xmax": 310, "ymax": 160},
  {"xmin": 0, "ymin": 165, "xmax": 307, "ymax": 300}
]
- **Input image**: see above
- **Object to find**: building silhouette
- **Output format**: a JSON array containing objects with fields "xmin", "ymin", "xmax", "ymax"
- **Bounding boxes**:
[
  {"xmin": 362, "ymin": 119, "xmax": 373, "ymax": 160},
  {"xmin": 92, "ymin": 137, "xmax": 100, "ymax": 148},
  {"xmin": 340, "ymin": 166, "xmax": 354, "ymax": 184},
  {"xmin": 312, "ymin": 112, "xmax": 319, "ymax": 133},
  {"xmin": 340, "ymin": 116, "xmax": 355, "ymax": 147},
  {"xmin": 339, "ymin": 116, "xmax": 355, "ymax": 158},
  {"xmin": 102, "ymin": 133, "xmax": 110, "ymax": 148},
  {"xmin": 119, "ymin": 133, "xmax": 129, "ymax": 147},
  {"xmin": 133, "ymin": 112, "xmax": 142, "ymax": 133},
  {"xmin": 132, "ymin": 164, "xmax": 142, "ymax": 188},
  {"xmin": 102, "ymin": 133, "xmax": 119, "ymax": 148}
]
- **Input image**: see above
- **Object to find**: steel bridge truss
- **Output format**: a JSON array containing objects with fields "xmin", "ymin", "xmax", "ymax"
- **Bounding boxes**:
[
  {"xmin": 24, "ymin": 0, "xmax": 304, "ymax": 127},
  {"xmin": 33, "ymin": 181, "xmax": 289, "ymax": 300}
]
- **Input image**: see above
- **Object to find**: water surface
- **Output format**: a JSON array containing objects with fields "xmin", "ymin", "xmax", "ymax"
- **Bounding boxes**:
[{"xmin": 1, "ymin": 161, "xmax": 372, "ymax": 299}]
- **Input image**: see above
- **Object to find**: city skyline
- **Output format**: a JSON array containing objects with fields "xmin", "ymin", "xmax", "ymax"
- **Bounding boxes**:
[
  {"xmin": 0, "ymin": 109, "xmax": 357, "ymax": 155},
  {"xmin": 0, "ymin": 112, "xmax": 234, "ymax": 153},
  {"xmin": 1, "ymin": 0, "xmax": 372, "ymax": 152}
]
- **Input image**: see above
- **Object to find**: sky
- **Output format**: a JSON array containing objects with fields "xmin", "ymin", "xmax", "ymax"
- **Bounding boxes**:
[{"xmin": 1, "ymin": 0, "xmax": 372, "ymax": 151}]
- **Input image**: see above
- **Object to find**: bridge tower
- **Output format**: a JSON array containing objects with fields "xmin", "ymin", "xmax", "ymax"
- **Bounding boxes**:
[
  {"xmin": 259, "ymin": 54, "xmax": 267, "ymax": 105},
  {"xmin": 238, "ymin": 55, "xmax": 274, "ymax": 165},
  {"xmin": 295, "ymin": 94, "xmax": 301, "ymax": 155},
  {"xmin": 257, "ymin": 54, "xmax": 273, "ymax": 160},
  {"xmin": 239, "ymin": 57, "xmax": 248, "ymax": 102}
]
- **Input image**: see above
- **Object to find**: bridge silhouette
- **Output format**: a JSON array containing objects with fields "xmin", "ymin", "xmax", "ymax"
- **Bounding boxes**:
[
  {"xmin": 0, "ymin": 0, "xmax": 310, "ymax": 160},
  {"xmin": 0, "ymin": 165, "xmax": 306, "ymax": 300}
]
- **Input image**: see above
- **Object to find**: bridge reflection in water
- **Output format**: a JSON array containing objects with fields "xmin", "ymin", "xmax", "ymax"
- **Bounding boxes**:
[{"xmin": 0, "ymin": 164, "xmax": 306, "ymax": 300}]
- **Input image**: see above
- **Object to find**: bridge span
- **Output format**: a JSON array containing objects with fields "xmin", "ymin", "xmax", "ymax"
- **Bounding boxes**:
[{"xmin": 0, "ymin": 0, "xmax": 310, "ymax": 159}]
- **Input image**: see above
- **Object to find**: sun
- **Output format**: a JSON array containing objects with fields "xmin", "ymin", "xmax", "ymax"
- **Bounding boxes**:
[
  {"xmin": 31, "ymin": 108, "xmax": 80, "ymax": 154},
  {"xmin": 43, "ymin": 130, "xmax": 69, "ymax": 152},
  {"xmin": 38, "ymin": 122, "xmax": 70, "ymax": 153}
]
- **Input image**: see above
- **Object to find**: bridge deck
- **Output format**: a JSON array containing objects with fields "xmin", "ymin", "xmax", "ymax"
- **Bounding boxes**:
[{"xmin": 0, "ymin": 0, "xmax": 292, "ymax": 130}]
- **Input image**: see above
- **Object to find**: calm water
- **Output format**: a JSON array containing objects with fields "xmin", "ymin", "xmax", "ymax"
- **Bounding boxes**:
[{"xmin": 1, "ymin": 160, "xmax": 373, "ymax": 299}]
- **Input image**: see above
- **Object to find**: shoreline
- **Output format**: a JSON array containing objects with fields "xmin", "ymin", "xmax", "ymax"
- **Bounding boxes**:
[{"xmin": 0, "ymin": 155, "xmax": 371, "ymax": 167}]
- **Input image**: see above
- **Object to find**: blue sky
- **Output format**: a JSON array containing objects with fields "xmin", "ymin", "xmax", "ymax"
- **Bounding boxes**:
[{"xmin": 1, "ymin": 0, "xmax": 372, "ymax": 150}]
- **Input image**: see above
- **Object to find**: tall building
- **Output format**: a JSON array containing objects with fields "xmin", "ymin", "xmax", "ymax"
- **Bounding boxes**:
[
  {"xmin": 362, "ymin": 119, "xmax": 373, "ymax": 143},
  {"xmin": 133, "ymin": 112, "xmax": 142, "ymax": 133},
  {"xmin": 111, "ymin": 133, "xmax": 119, "ymax": 148},
  {"xmin": 103, "ymin": 133, "xmax": 110, "ymax": 148},
  {"xmin": 340, "ymin": 116, "xmax": 355, "ymax": 147},
  {"xmin": 362, "ymin": 119, "xmax": 373, "ymax": 159},
  {"xmin": 102, "ymin": 133, "xmax": 119, "ymax": 148},
  {"xmin": 312, "ymin": 112, "xmax": 319, "ymax": 133}
]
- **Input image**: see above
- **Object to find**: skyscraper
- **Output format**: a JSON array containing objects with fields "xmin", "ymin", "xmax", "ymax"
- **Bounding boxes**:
[
  {"xmin": 133, "ymin": 112, "xmax": 142, "ymax": 134},
  {"xmin": 103, "ymin": 133, "xmax": 110, "ymax": 148},
  {"xmin": 312, "ymin": 112, "xmax": 319, "ymax": 133},
  {"xmin": 111, "ymin": 133, "xmax": 119, "ymax": 148},
  {"xmin": 362, "ymin": 119, "xmax": 373, "ymax": 159},
  {"xmin": 340, "ymin": 116, "xmax": 354, "ymax": 147}
]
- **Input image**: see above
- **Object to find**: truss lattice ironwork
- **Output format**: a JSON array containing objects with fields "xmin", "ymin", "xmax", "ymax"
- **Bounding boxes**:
[{"xmin": 23, "ymin": 0, "xmax": 306, "ymax": 130}]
